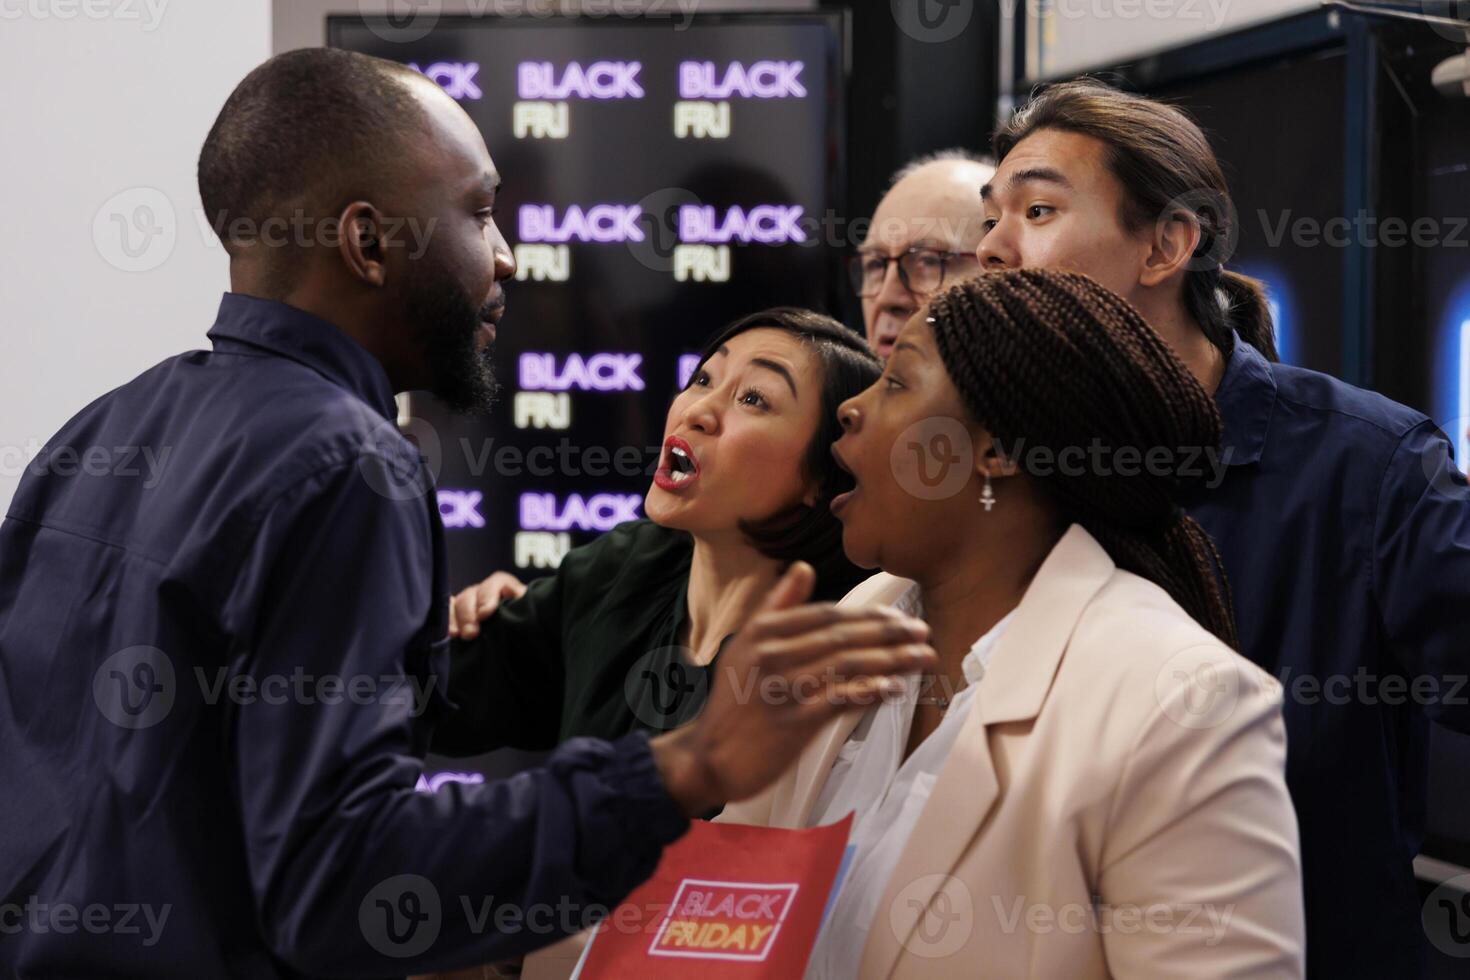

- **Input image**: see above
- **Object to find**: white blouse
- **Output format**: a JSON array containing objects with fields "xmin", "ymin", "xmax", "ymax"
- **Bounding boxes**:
[{"xmin": 804, "ymin": 584, "xmax": 1015, "ymax": 980}]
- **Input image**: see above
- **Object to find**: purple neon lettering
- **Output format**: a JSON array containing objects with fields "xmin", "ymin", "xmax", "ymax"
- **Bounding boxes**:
[
  {"xmin": 438, "ymin": 489, "xmax": 485, "ymax": 529},
  {"xmin": 677, "ymin": 205, "xmax": 807, "ymax": 245},
  {"xmin": 408, "ymin": 62, "xmax": 482, "ymax": 101},
  {"xmin": 516, "ymin": 61, "xmax": 645, "ymax": 100},
  {"xmin": 518, "ymin": 493, "xmax": 642, "ymax": 533},
  {"xmin": 518, "ymin": 352, "xmax": 645, "ymax": 392},
  {"xmin": 678, "ymin": 61, "xmax": 806, "ymax": 100},
  {"xmin": 518, "ymin": 204, "xmax": 645, "ymax": 244},
  {"xmin": 677, "ymin": 354, "xmax": 702, "ymax": 389},
  {"xmin": 416, "ymin": 771, "xmax": 486, "ymax": 793}
]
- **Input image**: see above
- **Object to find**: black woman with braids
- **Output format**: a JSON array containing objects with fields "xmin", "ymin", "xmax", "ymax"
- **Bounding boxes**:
[{"xmin": 722, "ymin": 269, "xmax": 1304, "ymax": 980}]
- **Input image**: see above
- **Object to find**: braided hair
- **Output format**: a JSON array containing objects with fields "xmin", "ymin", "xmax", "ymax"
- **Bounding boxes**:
[{"xmin": 927, "ymin": 269, "xmax": 1237, "ymax": 646}]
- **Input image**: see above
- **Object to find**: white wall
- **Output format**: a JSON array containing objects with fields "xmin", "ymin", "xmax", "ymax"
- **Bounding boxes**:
[
  {"xmin": 0, "ymin": 0, "xmax": 272, "ymax": 512},
  {"xmin": 1026, "ymin": 0, "xmax": 1319, "ymax": 80}
]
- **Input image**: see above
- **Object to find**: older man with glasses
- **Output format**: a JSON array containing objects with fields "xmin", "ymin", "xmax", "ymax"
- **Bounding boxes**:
[{"xmin": 848, "ymin": 149, "xmax": 994, "ymax": 359}]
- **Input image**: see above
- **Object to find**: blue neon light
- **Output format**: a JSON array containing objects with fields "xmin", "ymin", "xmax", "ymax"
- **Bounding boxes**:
[
  {"xmin": 1459, "ymin": 318, "xmax": 1469, "ymax": 469},
  {"xmin": 1432, "ymin": 281, "xmax": 1470, "ymax": 471},
  {"xmin": 1231, "ymin": 262, "xmax": 1295, "ymax": 365}
]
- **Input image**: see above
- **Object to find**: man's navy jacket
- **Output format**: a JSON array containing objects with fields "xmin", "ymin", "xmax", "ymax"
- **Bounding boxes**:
[
  {"xmin": 0, "ymin": 293, "xmax": 688, "ymax": 977},
  {"xmin": 1185, "ymin": 335, "xmax": 1470, "ymax": 977}
]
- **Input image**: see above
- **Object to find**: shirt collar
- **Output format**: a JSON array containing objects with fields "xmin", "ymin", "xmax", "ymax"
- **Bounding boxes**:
[
  {"xmin": 205, "ymin": 293, "xmax": 399, "ymax": 420},
  {"xmin": 1214, "ymin": 330, "xmax": 1277, "ymax": 467}
]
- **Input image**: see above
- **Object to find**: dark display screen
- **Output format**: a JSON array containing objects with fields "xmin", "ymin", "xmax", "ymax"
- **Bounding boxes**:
[
  {"xmin": 330, "ymin": 13, "xmax": 846, "ymax": 590},
  {"xmin": 1146, "ymin": 50, "xmax": 1348, "ymax": 374}
]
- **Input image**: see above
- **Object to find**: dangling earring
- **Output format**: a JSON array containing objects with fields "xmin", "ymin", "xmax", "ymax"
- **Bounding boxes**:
[{"xmin": 980, "ymin": 472, "xmax": 996, "ymax": 512}]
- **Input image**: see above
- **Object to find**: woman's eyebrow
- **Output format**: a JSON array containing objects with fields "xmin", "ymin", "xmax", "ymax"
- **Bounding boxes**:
[{"xmin": 749, "ymin": 357, "xmax": 799, "ymax": 398}]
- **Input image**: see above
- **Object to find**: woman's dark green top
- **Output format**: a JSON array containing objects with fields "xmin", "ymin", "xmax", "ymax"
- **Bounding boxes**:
[{"xmin": 432, "ymin": 519, "xmax": 870, "ymax": 756}]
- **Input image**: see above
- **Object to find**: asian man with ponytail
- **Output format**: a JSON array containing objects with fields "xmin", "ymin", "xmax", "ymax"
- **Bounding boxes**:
[{"xmin": 977, "ymin": 78, "xmax": 1470, "ymax": 977}]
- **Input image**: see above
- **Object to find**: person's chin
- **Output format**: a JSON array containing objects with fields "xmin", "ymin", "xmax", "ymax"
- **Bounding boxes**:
[
  {"xmin": 839, "ymin": 521, "xmax": 882, "ymax": 571},
  {"xmin": 431, "ymin": 348, "xmax": 499, "ymax": 415},
  {"xmin": 642, "ymin": 487, "xmax": 684, "ymax": 528}
]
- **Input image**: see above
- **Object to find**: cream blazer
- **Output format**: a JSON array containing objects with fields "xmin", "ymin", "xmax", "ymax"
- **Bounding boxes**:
[{"xmin": 523, "ymin": 525, "xmax": 1304, "ymax": 979}]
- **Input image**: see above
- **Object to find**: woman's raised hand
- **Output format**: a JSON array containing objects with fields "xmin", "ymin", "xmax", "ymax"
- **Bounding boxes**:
[
  {"xmin": 650, "ymin": 562, "xmax": 936, "ymax": 815},
  {"xmin": 447, "ymin": 571, "xmax": 529, "ymax": 640}
]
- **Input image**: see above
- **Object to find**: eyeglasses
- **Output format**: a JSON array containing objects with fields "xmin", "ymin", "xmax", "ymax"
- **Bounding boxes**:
[{"xmin": 847, "ymin": 247, "xmax": 978, "ymax": 298}]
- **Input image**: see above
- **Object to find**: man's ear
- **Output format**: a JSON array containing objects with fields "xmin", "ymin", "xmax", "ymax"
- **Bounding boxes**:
[
  {"xmin": 1139, "ymin": 207, "xmax": 1203, "ymax": 289},
  {"xmin": 338, "ymin": 200, "xmax": 386, "ymax": 287}
]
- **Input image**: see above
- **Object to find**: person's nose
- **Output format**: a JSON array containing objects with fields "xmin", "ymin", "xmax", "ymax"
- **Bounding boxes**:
[
  {"xmin": 493, "ymin": 242, "xmax": 516, "ymax": 283},
  {"xmin": 682, "ymin": 388, "xmax": 721, "ymax": 436},
  {"xmin": 976, "ymin": 219, "xmax": 1018, "ymax": 270},
  {"xmin": 838, "ymin": 396, "xmax": 862, "ymax": 434}
]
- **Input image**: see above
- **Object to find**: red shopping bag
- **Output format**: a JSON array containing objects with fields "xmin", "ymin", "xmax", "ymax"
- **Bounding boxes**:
[{"xmin": 573, "ymin": 814, "xmax": 853, "ymax": 979}]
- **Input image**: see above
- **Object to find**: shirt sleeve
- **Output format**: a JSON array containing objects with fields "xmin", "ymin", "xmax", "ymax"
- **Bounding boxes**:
[
  {"xmin": 1372, "ymin": 420, "xmax": 1470, "ymax": 734},
  {"xmin": 222, "ymin": 454, "xmax": 688, "ymax": 975},
  {"xmin": 433, "ymin": 571, "xmax": 567, "ymax": 757}
]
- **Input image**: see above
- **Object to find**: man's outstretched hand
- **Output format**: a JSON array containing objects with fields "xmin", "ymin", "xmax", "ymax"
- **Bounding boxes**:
[{"xmin": 650, "ymin": 562, "xmax": 935, "ymax": 817}]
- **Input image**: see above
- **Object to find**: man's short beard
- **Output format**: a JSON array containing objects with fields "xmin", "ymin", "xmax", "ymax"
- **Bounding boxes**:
[{"xmin": 404, "ymin": 259, "xmax": 500, "ymax": 415}]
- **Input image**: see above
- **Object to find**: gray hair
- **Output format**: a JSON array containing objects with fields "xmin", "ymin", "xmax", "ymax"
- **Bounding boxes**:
[{"xmin": 888, "ymin": 148, "xmax": 995, "ymax": 188}]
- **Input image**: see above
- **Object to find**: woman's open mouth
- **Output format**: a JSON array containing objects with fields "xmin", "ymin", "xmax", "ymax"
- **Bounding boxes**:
[
  {"xmin": 653, "ymin": 435, "xmax": 701, "ymax": 492},
  {"xmin": 829, "ymin": 443, "xmax": 859, "ymax": 517}
]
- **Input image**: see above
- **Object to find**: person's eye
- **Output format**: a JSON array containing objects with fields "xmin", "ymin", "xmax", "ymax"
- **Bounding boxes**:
[
  {"xmin": 861, "ymin": 255, "xmax": 886, "ymax": 275},
  {"xmin": 1026, "ymin": 204, "xmax": 1055, "ymax": 220},
  {"xmin": 691, "ymin": 370, "xmax": 711, "ymax": 387},
  {"xmin": 883, "ymin": 373, "xmax": 905, "ymax": 391},
  {"xmin": 476, "ymin": 207, "xmax": 499, "ymax": 225},
  {"xmin": 914, "ymin": 253, "xmax": 944, "ymax": 271},
  {"xmin": 982, "ymin": 217, "xmax": 999, "ymax": 234},
  {"xmin": 739, "ymin": 387, "xmax": 770, "ymax": 410}
]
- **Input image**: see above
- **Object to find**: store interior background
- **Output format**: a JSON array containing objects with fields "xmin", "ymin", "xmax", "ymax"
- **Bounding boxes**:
[{"xmin": 4, "ymin": 3, "xmax": 1468, "ymax": 973}]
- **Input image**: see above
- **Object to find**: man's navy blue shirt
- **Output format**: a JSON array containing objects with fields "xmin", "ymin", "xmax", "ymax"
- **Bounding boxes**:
[
  {"xmin": 0, "ymin": 294, "xmax": 688, "ymax": 977},
  {"xmin": 1184, "ymin": 335, "xmax": 1470, "ymax": 977}
]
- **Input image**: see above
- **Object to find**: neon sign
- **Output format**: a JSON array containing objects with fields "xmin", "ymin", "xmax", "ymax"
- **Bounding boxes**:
[
  {"xmin": 677, "ymin": 354, "xmax": 702, "ymax": 389},
  {"xmin": 1431, "ymin": 283, "xmax": 1470, "ymax": 476},
  {"xmin": 513, "ymin": 102, "xmax": 570, "ymax": 139},
  {"xmin": 408, "ymin": 62, "xmax": 481, "ymax": 101},
  {"xmin": 517, "ymin": 61, "xmax": 645, "ymax": 100},
  {"xmin": 678, "ymin": 205, "xmax": 806, "ymax": 245},
  {"xmin": 678, "ymin": 61, "xmax": 806, "ymax": 99},
  {"xmin": 438, "ymin": 489, "xmax": 485, "ymax": 530},
  {"xmin": 674, "ymin": 102, "xmax": 731, "ymax": 139},
  {"xmin": 674, "ymin": 245, "xmax": 731, "ymax": 282},
  {"xmin": 513, "ymin": 243, "xmax": 571, "ymax": 281},
  {"xmin": 519, "ymin": 204, "xmax": 645, "ymax": 244},
  {"xmin": 515, "ymin": 532, "xmax": 572, "ymax": 569},
  {"xmin": 519, "ymin": 353, "xmax": 646, "ymax": 392},
  {"xmin": 514, "ymin": 392, "xmax": 573, "ymax": 430},
  {"xmin": 1232, "ymin": 262, "xmax": 1295, "ymax": 364},
  {"xmin": 1460, "ymin": 319, "xmax": 1469, "ymax": 468},
  {"xmin": 519, "ymin": 493, "xmax": 643, "ymax": 532},
  {"xmin": 416, "ymin": 771, "xmax": 485, "ymax": 793}
]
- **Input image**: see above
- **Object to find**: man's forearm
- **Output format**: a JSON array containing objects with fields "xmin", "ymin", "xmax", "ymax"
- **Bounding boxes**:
[{"xmin": 247, "ymin": 733, "xmax": 688, "ymax": 974}]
